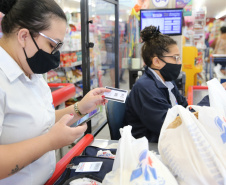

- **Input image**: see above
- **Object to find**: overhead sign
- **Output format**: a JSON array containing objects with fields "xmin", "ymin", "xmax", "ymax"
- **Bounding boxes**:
[
  {"xmin": 152, "ymin": 0, "xmax": 169, "ymax": 8},
  {"xmin": 176, "ymin": 0, "xmax": 191, "ymax": 8},
  {"xmin": 176, "ymin": 0, "xmax": 193, "ymax": 16}
]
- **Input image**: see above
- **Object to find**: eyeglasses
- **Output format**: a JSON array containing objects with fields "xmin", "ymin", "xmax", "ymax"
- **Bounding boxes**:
[
  {"xmin": 39, "ymin": 32, "xmax": 63, "ymax": 54},
  {"xmin": 160, "ymin": 56, "xmax": 181, "ymax": 64}
]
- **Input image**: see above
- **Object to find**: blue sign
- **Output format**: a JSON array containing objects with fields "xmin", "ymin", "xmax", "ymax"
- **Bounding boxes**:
[{"xmin": 140, "ymin": 9, "xmax": 183, "ymax": 35}]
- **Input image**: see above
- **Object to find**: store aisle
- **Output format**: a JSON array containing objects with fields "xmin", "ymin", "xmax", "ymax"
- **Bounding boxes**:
[
  {"xmin": 119, "ymin": 69, "xmax": 130, "ymax": 91},
  {"xmin": 101, "ymin": 68, "xmax": 130, "ymax": 91}
]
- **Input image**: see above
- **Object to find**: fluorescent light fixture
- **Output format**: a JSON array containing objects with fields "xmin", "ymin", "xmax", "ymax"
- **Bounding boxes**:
[
  {"xmin": 215, "ymin": 8, "xmax": 226, "ymax": 19},
  {"xmin": 88, "ymin": 1, "xmax": 96, "ymax": 7},
  {"xmin": 119, "ymin": 18, "xmax": 122, "ymax": 22},
  {"xmin": 63, "ymin": 8, "xmax": 73, "ymax": 13},
  {"xmin": 193, "ymin": 0, "xmax": 205, "ymax": 10},
  {"xmin": 109, "ymin": 15, "xmax": 115, "ymax": 21}
]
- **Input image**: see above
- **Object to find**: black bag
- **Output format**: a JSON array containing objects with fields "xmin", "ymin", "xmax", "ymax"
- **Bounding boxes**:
[
  {"xmin": 82, "ymin": 146, "xmax": 117, "ymax": 156},
  {"xmin": 54, "ymin": 156, "xmax": 114, "ymax": 185}
]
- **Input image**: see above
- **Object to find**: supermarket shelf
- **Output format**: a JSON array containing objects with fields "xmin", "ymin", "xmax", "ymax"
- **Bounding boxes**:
[
  {"xmin": 68, "ymin": 76, "xmax": 82, "ymax": 84},
  {"xmin": 47, "ymin": 78, "xmax": 61, "ymax": 83},
  {"xmin": 61, "ymin": 49, "xmax": 81, "ymax": 53},
  {"xmin": 60, "ymin": 61, "xmax": 82, "ymax": 68},
  {"xmin": 75, "ymin": 86, "xmax": 83, "ymax": 98}
]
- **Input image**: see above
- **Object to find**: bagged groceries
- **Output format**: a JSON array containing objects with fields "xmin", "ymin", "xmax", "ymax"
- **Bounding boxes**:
[
  {"xmin": 158, "ymin": 78, "xmax": 226, "ymax": 185},
  {"xmin": 207, "ymin": 78, "xmax": 226, "ymax": 116},
  {"xmin": 102, "ymin": 125, "xmax": 178, "ymax": 185}
]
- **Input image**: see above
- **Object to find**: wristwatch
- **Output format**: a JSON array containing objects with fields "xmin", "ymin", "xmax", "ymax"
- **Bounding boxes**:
[{"xmin": 74, "ymin": 102, "xmax": 86, "ymax": 117}]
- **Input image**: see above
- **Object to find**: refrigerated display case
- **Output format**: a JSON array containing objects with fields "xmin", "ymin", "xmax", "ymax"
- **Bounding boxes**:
[
  {"xmin": 88, "ymin": 0, "xmax": 117, "ymax": 89},
  {"xmin": 80, "ymin": 0, "xmax": 119, "ymax": 133},
  {"xmin": 49, "ymin": 1, "xmax": 84, "ymax": 102}
]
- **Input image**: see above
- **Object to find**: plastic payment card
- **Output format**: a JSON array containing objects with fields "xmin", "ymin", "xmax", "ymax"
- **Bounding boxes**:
[{"xmin": 103, "ymin": 86, "xmax": 128, "ymax": 103}]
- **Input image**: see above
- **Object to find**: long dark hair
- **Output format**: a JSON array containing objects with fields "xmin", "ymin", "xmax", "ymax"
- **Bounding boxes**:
[
  {"xmin": 140, "ymin": 25, "xmax": 177, "ymax": 67},
  {"xmin": 0, "ymin": 0, "xmax": 66, "ymax": 36}
]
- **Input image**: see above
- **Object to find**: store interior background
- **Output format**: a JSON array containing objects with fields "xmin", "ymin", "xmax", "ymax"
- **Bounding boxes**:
[
  {"xmin": 1, "ymin": 0, "xmax": 226, "ymax": 158},
  {"xmin": 55, "ymin": 0, "xmax": 226, "ymax": 145},
  {"xmin": 49, "ymin": 0, "xmax": 226, "ymax": 93}
]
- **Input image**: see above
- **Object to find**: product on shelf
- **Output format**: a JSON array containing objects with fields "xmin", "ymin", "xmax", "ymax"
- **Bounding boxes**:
[
  {"xmin": 193, "ymin": 9, "xmax": 206, "ymax": 49},
  {"xmin": 65, "ymin": 67, "xmax": 83, "ymax": 83},
  {"xmin": 47, "ymin": 70, "xmax": 59, "ymax": 83},
  {"xmin": 60, "ymin": 51, "xmax": 82, "ymax": 67},
  {"xmin": 75, "ymin": 86, "xmax": 83, "ymax": 98}
]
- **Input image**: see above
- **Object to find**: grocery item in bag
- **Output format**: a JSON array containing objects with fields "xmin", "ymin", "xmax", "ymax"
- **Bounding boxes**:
[{"xmin": 159, "ymin": 105, "xmax": 226, "ymax": 185}]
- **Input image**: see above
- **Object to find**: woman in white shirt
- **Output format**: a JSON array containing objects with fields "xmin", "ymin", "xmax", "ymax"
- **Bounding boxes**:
[{"xmin": 0, "ymin": 0, "xmax": 110, "ymax": 184}]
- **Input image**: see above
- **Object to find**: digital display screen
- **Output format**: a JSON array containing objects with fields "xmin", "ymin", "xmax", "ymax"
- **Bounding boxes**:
[
  {"xmin": 140, "ymin": 9, "xmax": 183, "ymax": 35},
  {"xmin": 71, "ymin": 108, "xmax": 100, "ymax": 127}
]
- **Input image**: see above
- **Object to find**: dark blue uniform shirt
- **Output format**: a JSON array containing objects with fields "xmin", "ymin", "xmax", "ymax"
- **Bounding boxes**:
[{"xmin": 124, "ymin": 66, "xmax": 209, "ymax": 143}]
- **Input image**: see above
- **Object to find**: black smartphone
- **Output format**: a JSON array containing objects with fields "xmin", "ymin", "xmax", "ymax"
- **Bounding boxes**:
[{"xmin": 71, "ymin": 107, "xmax": 100, "ymax": 127}]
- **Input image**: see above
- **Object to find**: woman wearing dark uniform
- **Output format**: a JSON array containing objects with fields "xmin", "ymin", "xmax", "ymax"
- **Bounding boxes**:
[{"xmin": 124, "ymin": 26, "xmax": 209, "ymax": 143}]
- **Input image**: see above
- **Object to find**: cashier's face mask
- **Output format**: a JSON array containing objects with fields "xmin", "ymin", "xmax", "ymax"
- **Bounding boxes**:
[
  {"xmin": 152, "ymin": 58, "xmax": 181, "ymax": 81},
  {"xmin": 23, "ymin": 35, "xmax": 60, "ymax": 74}
]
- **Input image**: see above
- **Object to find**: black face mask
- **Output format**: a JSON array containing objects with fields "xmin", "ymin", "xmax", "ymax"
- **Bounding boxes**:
[
  {"xmin": 151, "ymin": 58, "xmax": 182, "ymax": 81},
  {"xmin": 23, "ymin": 35, "xmax": 60, "ymax": 74}
]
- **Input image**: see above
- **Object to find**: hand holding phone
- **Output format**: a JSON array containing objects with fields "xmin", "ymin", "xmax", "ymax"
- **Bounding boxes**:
[{"xmin": 72, "ymin": 108, "xmax": 100, "ymax": 127}]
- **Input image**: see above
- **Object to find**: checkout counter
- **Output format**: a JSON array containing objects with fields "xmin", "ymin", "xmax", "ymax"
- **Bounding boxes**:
[
  {"xmin": 44, "ymin": 82, "xmax": 168, "ymax": 184},
  {"xmin": 45, "ymin": 134, "xmax": 158, "ymax": 185}
]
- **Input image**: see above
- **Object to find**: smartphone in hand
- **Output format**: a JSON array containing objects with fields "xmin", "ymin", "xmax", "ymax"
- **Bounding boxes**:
[{"xmin": 72, "ymin": 108, "xmax": 100, "ymax": 127}]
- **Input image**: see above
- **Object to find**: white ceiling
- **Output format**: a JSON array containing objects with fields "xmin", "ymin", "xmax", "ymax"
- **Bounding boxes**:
[{"xmin": 193, "ymin": 0, "xmax": 226, "ymax": 18}]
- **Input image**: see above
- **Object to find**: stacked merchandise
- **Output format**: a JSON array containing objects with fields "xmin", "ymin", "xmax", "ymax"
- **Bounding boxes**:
[
  {"xmin": 47, "ymin": 70, "xmax": 59, "ymax": 83},
  {"xmin": 60, "ymin": 50, "xmax": 82, "ymax": 67},
  {"xmin": 193, "ymin": 9, "xmax": 206, "ymax": 50},
  {"xmin": 48, "ymin": 11, "xmax": 84, "ymax": 99}
]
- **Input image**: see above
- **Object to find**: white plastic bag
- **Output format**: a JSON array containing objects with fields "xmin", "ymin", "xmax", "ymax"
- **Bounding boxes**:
[
  {"xmin": 69, "ymin": 178, "xmax": 102, "ymax": 185},
  {"xmin": 207, "ymin": 78, "xmax": 226, "ymax": 116},
  {"xmin": 102, "ymin": 125, "xmax": 178, "ymax": 185},
  {"xmin": 214, "ymin": 64, "xmax": 226, "ymax": 81},
  {"xmin": 159, "ymin": 105, "xmax": 226, "ymax": 185}
]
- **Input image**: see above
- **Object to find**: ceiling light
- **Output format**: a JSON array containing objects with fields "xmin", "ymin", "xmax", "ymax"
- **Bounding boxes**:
[
  {"xmin": 193, "ymin": 0, "xmax": 205, "ymax": 10},
  {"xmin": 109, "ymin": 15, "xmax": 115, "ymax": 21}
]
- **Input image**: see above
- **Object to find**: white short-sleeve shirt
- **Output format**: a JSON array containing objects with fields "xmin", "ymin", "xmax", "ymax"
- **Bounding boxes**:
[{"xmin": 0, "ymin": 47, "xmax": 56, "ymax": 185}]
